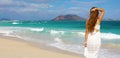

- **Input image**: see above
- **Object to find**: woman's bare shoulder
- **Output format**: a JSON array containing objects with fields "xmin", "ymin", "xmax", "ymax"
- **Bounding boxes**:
[{"xmin": 96, "ymin": 17, "xmax": 101, "ymax": 25}]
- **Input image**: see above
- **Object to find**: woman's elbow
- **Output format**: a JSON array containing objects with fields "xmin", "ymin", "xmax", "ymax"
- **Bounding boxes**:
[{"xmin": 101, "ymin": 8, "xmax": 105, "ymax": 13}]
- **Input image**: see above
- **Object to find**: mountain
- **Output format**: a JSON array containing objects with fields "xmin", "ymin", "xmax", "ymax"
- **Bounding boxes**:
[
  {"xmin": 0, "ymin": 18, "xmax": 11, "ymax": 21},
  {"xmin": 52, "ymin": 14, "xmax": 85, "ymax": 21}
]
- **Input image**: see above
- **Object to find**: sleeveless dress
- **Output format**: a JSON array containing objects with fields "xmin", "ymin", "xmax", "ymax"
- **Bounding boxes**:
[{"xmin": 84, "ymin": 24, "xmax": 101, "ymax": 58}]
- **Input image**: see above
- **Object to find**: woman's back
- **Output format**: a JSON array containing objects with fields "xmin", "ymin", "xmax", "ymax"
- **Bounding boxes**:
[{"xmin": 85, "ymin": 24, "xmax": 101, "ymax": 58}]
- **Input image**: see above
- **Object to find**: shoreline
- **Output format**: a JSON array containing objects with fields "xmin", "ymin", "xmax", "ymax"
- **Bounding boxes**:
[{"xmin": 0, "ymin": 35, "xmax": 84, "ymax": 58}]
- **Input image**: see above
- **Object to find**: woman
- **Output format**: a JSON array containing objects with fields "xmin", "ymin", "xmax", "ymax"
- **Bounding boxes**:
[{"xmin": 84, "ymin": 7, "xmax": 104, "ymax": 58}]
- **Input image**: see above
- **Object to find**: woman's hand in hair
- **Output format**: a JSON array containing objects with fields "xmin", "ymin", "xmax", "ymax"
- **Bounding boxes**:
[
  {"xmin": 96, "ymin": 8, "xmax": 104, "ymax": 12},
  {"xmin": 91, "ymin": 8, "xmax": 97, "ymax": 12}
]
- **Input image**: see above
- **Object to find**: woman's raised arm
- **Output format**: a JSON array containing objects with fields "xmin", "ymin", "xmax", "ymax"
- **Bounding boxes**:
[{"xmin": 96, "ymin": 8, "xmax": 105, "ymax": 24}]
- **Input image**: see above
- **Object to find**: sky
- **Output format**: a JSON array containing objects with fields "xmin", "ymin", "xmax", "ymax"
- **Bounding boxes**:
[{"xmin": 0, "ymin": 0, "xmax": 120, "ymax": 20}]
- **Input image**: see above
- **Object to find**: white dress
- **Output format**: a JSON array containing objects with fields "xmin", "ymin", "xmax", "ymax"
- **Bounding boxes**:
[{"xmin": 84, "ymin": 24, "xmax": 101, "ymax": 58}]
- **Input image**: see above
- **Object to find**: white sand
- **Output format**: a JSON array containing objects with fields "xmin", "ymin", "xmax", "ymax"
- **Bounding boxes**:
[{"xmin": 0, "ymin": 38, "xmax": 84, "ymax": 58}]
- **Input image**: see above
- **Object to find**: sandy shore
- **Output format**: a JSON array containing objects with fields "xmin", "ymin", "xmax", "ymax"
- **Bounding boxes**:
[{"xmin": 0, "ymin": 37, "xmax": 84, "ymax": 58}]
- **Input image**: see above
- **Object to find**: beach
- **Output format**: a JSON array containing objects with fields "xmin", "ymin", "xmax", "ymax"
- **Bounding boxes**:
[
  {"xmin": 0, "ymin": 36, "xmax": 84, "ymax": 58},
  {"xmin": 0, "ymin": 21, "xmax": 120, "ymax": 58}
]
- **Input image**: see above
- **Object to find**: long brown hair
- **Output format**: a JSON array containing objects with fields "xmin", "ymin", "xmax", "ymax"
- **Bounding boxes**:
[{"xmin": 87, "ymin": 7, "xmax": 99, "ymax": 33}]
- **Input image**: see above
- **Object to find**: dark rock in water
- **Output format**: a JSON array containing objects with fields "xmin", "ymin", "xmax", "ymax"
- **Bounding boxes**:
[{"xmin": 52, "ymin": 14, "xmax": 85, "ymax": 21}]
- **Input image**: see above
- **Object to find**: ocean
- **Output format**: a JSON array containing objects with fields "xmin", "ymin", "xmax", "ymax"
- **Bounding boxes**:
[{"xmin": 0, "ymin": 20, "xmax": 120, "ymax": 58}]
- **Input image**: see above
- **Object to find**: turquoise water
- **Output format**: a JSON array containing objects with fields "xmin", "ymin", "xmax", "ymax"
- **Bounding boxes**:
[
  {"xmin": 0, "ymin": 20, "xmax": 120, "ymax": 33},
  {"xmin": 0, "ymin": 20, "xmax": 120, "ymax": 58}
]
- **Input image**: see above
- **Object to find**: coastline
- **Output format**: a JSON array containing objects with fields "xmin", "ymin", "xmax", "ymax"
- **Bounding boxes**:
[{"xmin": 0, "ymin": 35, "xmax": 84, "ymax": 58}]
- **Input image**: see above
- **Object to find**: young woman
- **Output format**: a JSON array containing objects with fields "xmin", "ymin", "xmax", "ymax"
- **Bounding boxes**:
[{"xmin": 84, "ymin": 7, "xmax": 105, "ymax": 58}]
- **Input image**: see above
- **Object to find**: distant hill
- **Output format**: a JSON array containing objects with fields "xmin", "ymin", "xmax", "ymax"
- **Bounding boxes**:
[
  {"xmin": 52, "ymin": 14, "xmax": 85, "ymax": 21},
  {"xmin": 0, "ymin": 18, "xmax": 20, "ymax": 22},
  {"xmin": 0, "ymin": 18, "xmax": 11, "ymax": 21}
]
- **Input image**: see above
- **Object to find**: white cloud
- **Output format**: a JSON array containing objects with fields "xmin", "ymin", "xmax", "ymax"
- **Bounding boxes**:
[
  {"xmin": 68, "ymin": 7, "xmax": 87, "ymax": 11},
  {"xmin": 10, "ymin": 7, "xmax": 38, "ymax": 12},
  {"xmin": 71, "ymin": 0, "xmax": 105, "ymax": 6},
  {"xmin": 0, "ymin": 0, "xmax": 26, "ymax": 6},
  {"xmin": 29, "ymin": 3, "xmax": 53, "ymax": 8},
  {"xmin": 0, "ymin": 0, "xmax": 13, "ymax": 5},
  {"xmin": 0, "ymin": 0, "xmax": 53, "ymax": 12},
  {"xmin": 21, "ymin": 0, "xmax": 57, "ymax": 3},
  {"xmin": 15, "ymin": 3, "xmax": 53, "ymax": 12}
]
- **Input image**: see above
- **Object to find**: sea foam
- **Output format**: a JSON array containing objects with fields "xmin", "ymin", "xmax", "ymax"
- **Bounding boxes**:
[
  {"xmin": 29, "ymin": 28, "xmax": 44, "ymax": 32},
  {"xmin": 50, "ymin": 30, "xmax": 64, "ymax": 35},
  {"xmin": 101, "ymin": 33, "xmax": 120, "ymax": 39},
  {"xmin": 77, "ymin": 32, "xmax": 120, "ymax": 39},
  {"xmin": 49, "ymin": 37, "xmax": 84, "ymax": 54}
]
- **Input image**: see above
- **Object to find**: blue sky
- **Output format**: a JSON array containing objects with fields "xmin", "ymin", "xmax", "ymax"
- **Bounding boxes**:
[{"xmin": 0, "ymin": 0, "xmax": 120, "ymax": 20}]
